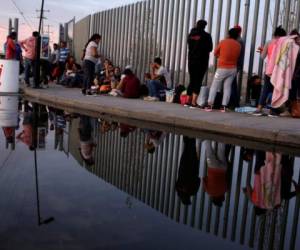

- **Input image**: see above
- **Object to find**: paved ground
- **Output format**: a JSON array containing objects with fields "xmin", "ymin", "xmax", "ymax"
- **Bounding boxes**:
[{"xmin": 21, "ymin": 84, "xmax": 300, "ymax": 152}]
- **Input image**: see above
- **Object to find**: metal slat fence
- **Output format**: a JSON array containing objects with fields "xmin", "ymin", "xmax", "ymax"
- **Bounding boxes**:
[{"xmin": 73, "ymin": 0, "xmax": 300, "ymax": 101}]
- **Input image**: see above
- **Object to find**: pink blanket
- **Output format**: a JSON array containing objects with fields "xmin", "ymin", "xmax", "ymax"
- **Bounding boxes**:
[{"xmin": 267, "ymin": 36, "xmax": 299, "ymax": 108}]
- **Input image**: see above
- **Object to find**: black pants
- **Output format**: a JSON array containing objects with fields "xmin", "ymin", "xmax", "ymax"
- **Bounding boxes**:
[
  {"xmin": 187, "ymin": 60, "xmax": 208, "ymax": 96},
  {"xmin": 289, "ymin": 79, "xmax": 300, "ymax": 101},
  {"xmin": 83, "ymin": 60, "xmax": 95, "ymax": 90}
]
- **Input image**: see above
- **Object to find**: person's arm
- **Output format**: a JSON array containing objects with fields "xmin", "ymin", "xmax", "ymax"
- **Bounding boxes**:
[
  {"xmin": 260, "ymin": 41, "xmax": 270, "ymax": 60},
  {"xmin": 214, "ymin": 42, "xmax": 221, "ymax": 58},
  {"xmin": 208, "ymin": 34, "xmax": 213, "ymax": 52},
  {"xmin": 19, "ymin": 39, "xmax": 26, "ymax": 50}
]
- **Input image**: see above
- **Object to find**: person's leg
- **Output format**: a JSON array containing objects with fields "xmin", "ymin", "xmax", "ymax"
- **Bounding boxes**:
[
  {"xmin": 146, "ymin": 80, "xmax": 155, "ymax": 97},
  {"xmin": 257, "ymin": 75, "xmax": 273, "ymax": 110},
  {"xmin": 86, "ymin": 61, "xmax": 95, "ymax": 90},
  {"xmin": 24, "ymin": 58, "xmax": 31, "ymax": 86},
  {"xmin": 149, "ymin": 80, "xmax": 164, "ymax": 97},
  {"xmin": 208, "ymin": 69, "xmax": 225, "ymax": 106},
  {"xmin": 222, "ymin": 69, "xmax": 237, "ymax": 107},
  {"xmin": 191, "ymin": 63, "xmax": 207, "ymax": 106},
  {"xmin": 228, "ymin": 76, "xmax": 239, "ymax": 108}
]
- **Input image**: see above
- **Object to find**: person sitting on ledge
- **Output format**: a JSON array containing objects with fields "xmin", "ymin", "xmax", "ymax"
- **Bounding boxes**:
[
  {"xmin": 144, "ymin": 57, "xmax": 172, "ymax": 101},
  {"xmin": 110, "ymin": 68, "xmax": 140, "ymax": 98}
]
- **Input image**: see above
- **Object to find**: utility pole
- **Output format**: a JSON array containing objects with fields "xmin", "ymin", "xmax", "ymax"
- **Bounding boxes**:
[{"xmin": 36, "ymin": 9, "xmax": 50, "ymax": 34}]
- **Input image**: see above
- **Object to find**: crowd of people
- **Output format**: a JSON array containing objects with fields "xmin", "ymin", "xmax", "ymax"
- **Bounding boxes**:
[{"xmin": 3, "ymin": 19, "xmax": 300, "ymax": 118}]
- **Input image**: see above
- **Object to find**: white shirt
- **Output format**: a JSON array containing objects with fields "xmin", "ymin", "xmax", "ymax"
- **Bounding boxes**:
[
  {"xmin": 84, "ymin": 41, "xmax": 98, "ymax": 64},
  {"xmin": 156, "ymin": 66, "xmax": 172, "ymax": 88}
]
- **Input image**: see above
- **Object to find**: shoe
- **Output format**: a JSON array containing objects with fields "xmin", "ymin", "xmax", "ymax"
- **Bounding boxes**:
[
  {"xmin": 268, "ymin": 110, "xmax": 279, "ymax": 117},
  {"xmin": 81, "ymin": 89, "xmax": 86, "ymax": 95},
  {"xmin": 204, "ymin": 106, "xmax": 213, "ymax": 112},
  {"xmin": 252, "ymin": 110, "xmax": 263, "ymax": 116},
  {"xmin": 279, "ymin": 111, "xmax": 291, "ymax": 117},
  {"xmin": 220, "ymin": 106, "xmax": 226, "ymax": 113},
  {"xmin": 144, "ymin": 96, "xmax": 159, "ymax": 101},
  {"xmin": 143, "ymin": 96, "xmax": 152, "ymax": 101},
  {"xmin": 189, "ymin": 104, "xmax": 200, "ymax": 109}
]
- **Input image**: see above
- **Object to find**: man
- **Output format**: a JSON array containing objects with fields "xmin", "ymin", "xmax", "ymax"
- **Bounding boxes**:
[
  {"xmin": 5, "ymin": 32, "xmax": 17, "ymax": 59},
  {"xmin": 228, "ymin": 25, "xmax": 245, "ymax": 108},
  {"xmin": 20, "ymin": 31, "xmax": 39, "ymax": 87},
  {"xmin": 58, "ymin": 41, "xmax": 70, "ymax": 82},
  {"xmin": 187, "ymin": 20, "xmax": 213, "ymax": 107},
  {"xmin": 49, "ymin": 43, "xmax": 59, "ymax": 81},
  {"xmin": 206, "ymin": 28, "xmax": 241, "ymax": 112},
  {"xmin": 144, "ymin": 57, "xmax": 172, "ymax": 101}
]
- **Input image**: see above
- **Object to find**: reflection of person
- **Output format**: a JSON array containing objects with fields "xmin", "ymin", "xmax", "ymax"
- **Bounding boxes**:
[
  {"xmin": 175, "ymin": 137, "xmax": 200, "ymax": 205},
  {"xmin": 202, "ymin": 141, "xmax": 228, "ymax": 207},
  {"xmin": 144, "ymin": 130, "xmax": 165, "ymax": 154},
  {"xmin": 244, "ymin": 152, "xmax": 300, "ymax": 215},
  {"xmin": 78, "ymin": 116, "xmax": 96, "ymax": 165},
  {"xmin": 2, "ymin": 127, "xmax": 15, "ymax": 145},
  {"xmin": 17, "ymin": 109, "xmax": 34, "ymax": 150}
]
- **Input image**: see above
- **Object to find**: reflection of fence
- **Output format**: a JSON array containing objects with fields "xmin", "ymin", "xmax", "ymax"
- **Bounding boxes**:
[
  {"xmin": 69, "ymin": 120, "xmax": 300, "ymax": 250},
  {"xmin": 73, "ymin": 0, "xmax": 300, "ymax": 98}
]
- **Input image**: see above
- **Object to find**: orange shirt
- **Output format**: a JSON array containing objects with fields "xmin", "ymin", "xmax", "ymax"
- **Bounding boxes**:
[
  {"xmin": 214, "ymin": 38, "xmax": 241, "ymax": 69},
  {"xmin": 5, "ymin": 38, "xmax": 16, "ymax": 59},
  {"xmin": 203, "ymin": 167, "xmax": 227, "ymax": 197}
]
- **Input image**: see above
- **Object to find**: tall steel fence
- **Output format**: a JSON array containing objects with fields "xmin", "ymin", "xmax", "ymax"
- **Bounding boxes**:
[
  {"xmin": 68, "ymin": 118, "xmax": 300, "ymax": 250},
  {"xmin": 73, "ymin": 0, "xmax": 300, "ymax": 100}
]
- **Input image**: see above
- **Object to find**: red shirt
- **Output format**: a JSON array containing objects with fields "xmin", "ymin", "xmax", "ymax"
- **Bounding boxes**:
[
  {"xmin": 121, "ymin": 75, "xmax": 140, "ymax": 98},
  {"xmin": 5, "ymin": 37, "xmax": 16, "ymax": 59}
]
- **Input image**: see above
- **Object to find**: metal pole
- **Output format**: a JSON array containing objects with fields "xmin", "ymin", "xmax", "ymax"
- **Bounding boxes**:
[
  {"xmin": 192, "ymin": 0, "xmax": 199, "ymax": 25},
  {"xmin": 246, "ymin": 0, "xmax": 260, "ymax": 102},
  {"xmin": 166, "ymin": 0, "xmax": 175, "ymax": 70},
  {"xmin": 200, "ymin": 0, "xmax": 207, "ymax": 19},
  {"xmin": 182, "ymin": 0, "xmax": 192, "ymax": 85},
  {"xmin": 284, "ymin": 0, "xmax": 291, "ymax": 31},
  {"xmin": 174, "ymin": 0, "xmax": 186, "ymax": 85},
  {"xmin": 207, "ymin": 0, "xmax": 214, "ymax": 33},
  {"xmin": 273, "ymin": 0, "xmax": 281, "ymax": 30},
  {"xmin": 157, "ymin": 0, "xmax": 165, "ymax": 56},
  {"xmin": 224, "ymin": 0, "xmax": 232, "ymax": 36},
  {"xmin": 258, "ymin": 0, "xmax": 271, "ymax": 77},
  {"xmin": 234, "ymin": 0, "xmax": 241, "ymax": 25},
  {"xmin": 214, "ymin": 0, "xmax": 223, "ymax": 68}
]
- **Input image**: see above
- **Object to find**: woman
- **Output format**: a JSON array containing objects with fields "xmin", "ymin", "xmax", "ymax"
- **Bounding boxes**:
[{"xmin": 82, "ymin": 34, "xmax": 101, "ymax": 95}]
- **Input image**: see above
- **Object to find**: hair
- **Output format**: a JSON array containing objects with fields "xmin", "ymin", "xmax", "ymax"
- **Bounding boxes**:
[
  {"xmin": 254, "ymin": 206, "xmax": 267, "ymax": 216},
  {"xmin": 234, "ymin": 25, "xmax": 242, "ymax": 35},
  {"xmin": 154, "ymin": 57, "xmax": 162, "ymax": 65},
  {"xmin": 228, "ymin": 28, "xmax": 240, "ymax": 40},
  {"xmin": 211, "ymin": 196, "xmax": 225, "ymax": 207},
  {"xmin": 32, "ymin": 31, "xmax": 39, "ymax": 37},
  {"xmin": 9, "ymin": 32, "xmax": 17, "ymax": 40},
  {"xmin": 53, "ymin": 43, "xmax": 58, "ymax": 48},
  {"xmin": 84, "ymin": 33, "xmax": 101, "ymax": 50},
  {"xmin": 123, "ymin": 68, "xmax": 133, "ymax": 76},
  {"xmin": 196, "ymin": 19, "xmax": 207, "ymax": 31},
  {"xmin": 290, "ymin": 29, "xmax": 300, "ymax": 36},
  {"xmin": 274, "ymin": 26, "xmax": 287, "ymax": 37}
]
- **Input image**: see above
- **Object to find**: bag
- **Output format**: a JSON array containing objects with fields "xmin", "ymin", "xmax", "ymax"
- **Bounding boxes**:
[
  {"xmin": 291, "ymin": 100, "xmax": 300, "ymax": 118},
  {"xmin": 180, "ymin": 94, "xmax": 190, "ymax": 105},
  {"xmin": 196, "ymin": 86, "xmax": 209, "ymax": 107},
  {"xmin": 173, "ymin": 84, "xmax": 186, "ymax": 103},
  {"xmin": 165, "ymin": 89, "xmax": 175, "ymax": 103},
  {"xmin": 99, "ymin": 84, "xmax": 111, "ymax": 94}
]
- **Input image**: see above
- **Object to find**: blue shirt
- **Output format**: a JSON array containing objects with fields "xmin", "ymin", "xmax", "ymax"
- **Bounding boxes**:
[{"xmin": 59, "ymin": 47, "xmax": 70, "ymax": 62}]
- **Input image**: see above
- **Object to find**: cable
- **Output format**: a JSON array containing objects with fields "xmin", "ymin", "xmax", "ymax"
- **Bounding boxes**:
[{"xmin": 10, "ymin": 0, "xmax": 34, "ymax": 31}]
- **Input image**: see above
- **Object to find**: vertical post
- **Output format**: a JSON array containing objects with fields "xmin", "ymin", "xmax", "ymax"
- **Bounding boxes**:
[
  {"xmin": 14, "ymin": 18, "xmax": 19, "ymax": 40},
  {"xmin": 207, "ymin": 0, "xmax": 214, "ymax": 33},
  {"xmin": 200, "ymin": 0, "xmax": 207, "ymax": 19},
  {"xmin": 273, "ymin": 0, "xmax": 281, "ymax": 31},
  {"xmin": 258, "ymin": 0, "xmax": 271, "ymax": 77},
  {"xmin": 192, "ymin": 0, "xmax": 198, "ymax": 26},
  {"xmin": 234, "ymin": 0, "xmax": 241, "ymax": 25},
  {"xmin": 246, "ymin": 0, "xmax": 260, "ymax": 102},
  {"xmin": 224, "ymin": 0, "xmax": 232, "ymax": 36},
  {"xmin": 214, "ymin": 0, "xmax": 223, "ymax": 68},
  {"xmin": 283, "ymin": 0, "xmax": 291, "ymax": 31}
]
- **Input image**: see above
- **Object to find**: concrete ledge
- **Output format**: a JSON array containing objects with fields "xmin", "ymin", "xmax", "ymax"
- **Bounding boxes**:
[{"xmin": 22, "ymin": 85, "xmax": 300, "ymax": 154}]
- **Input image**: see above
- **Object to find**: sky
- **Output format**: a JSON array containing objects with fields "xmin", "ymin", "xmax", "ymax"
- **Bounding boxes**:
[{"xmin": 0, "ymin": 0, "xmax": 140, "ymax": 52}]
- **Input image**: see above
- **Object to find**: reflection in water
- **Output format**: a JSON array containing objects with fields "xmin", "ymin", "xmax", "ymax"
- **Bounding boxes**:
[
  {"xmin": 1, "ymin": 101, "xmax": 300, "ymax": 249},
  {"xmin": 67, "ymin": 117, "xmax": 300, "ymax": 250}
]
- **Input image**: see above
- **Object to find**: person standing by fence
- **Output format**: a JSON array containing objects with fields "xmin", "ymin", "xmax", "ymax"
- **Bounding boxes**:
[
  {"xmin": 20, "ymin": 31, "xmax": 39, "ymax": 87},
  {"xmin": 58, "ymin": 41, "xmax": 70, "ymax": 83},
  {"xmin": 186, "ymin": 20, "xmax": 213, "ymax": 107},
  {"xmin": 206, "ymin": 28, "xmax": 241, "ymax": 112},
  {"xmin": 5, "ymin": 32, "xmax": 17, "ymax": 60},
  {"xmin": 82, "ymin": 34, "xmax": 101, "ymax": 95}
]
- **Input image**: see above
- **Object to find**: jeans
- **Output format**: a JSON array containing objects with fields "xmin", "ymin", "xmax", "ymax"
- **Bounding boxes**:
[
  {"xmin": 208, "ymin": 68, "xmax": 237, "ymax": 106},
  {"xmin": 146, "ymin": 80, "xmax": 167, "ymax": 98},
  {"xmin": 24, "ymin": 58, "xmax": 35, "ymax": 85},
  {"xmin": 258, "ymin": 75, "xmax": 273, "ymax": 106},
  {"xmin": 83, "ymin": 60, "xmax": 96, "ymax": 90}
]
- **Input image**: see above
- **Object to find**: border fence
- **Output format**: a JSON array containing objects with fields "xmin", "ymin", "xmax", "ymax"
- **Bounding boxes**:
[
  {"xmin": 72, "ymin": 0, "xmax": 300, "ymax": 102},
  {"xmin": 67, "ymin": 117, "xmax": 300, "ymax": 250}
]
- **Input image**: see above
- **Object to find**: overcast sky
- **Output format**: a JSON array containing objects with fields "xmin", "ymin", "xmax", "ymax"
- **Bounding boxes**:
[{"xmin": 0, "ymin": 0, "xmax": 140, "ymax": 51}]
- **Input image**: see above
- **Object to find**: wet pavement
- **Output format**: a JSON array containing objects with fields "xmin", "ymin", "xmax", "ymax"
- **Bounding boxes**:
[{"xmin": 0, "ymin": 96, "xmax": 300, "ymax": 250}]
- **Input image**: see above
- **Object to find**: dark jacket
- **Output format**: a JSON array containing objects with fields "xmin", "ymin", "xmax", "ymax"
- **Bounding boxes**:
[{"xmin": 188, "ymin": 28, "xmax": 213, "ymax": 62}]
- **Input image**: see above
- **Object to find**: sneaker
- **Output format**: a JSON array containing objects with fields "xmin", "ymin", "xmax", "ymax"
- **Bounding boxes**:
[
  {"xmin": 220, "ymin": 106, "xmax": 226, "ymax": 113},
  {"xmin": 279, "ymin": 111, "xmax": 291, "ymax": 117},
  {"xmin": 143, "ymin": 96, "xmax": 152, "ymax": 101},
  {"xmin": 204, "ymin": 106, "xmax": 213, "ymax": 112},
  {"xmin": 144, "ymin": 96, "xmax": 159, "ymax": 101},
  {"xmin": 189, "ymin": 104, "xmax": 200, "ymax": 109},
  {"xmin": 268, "ymin": 110, "xmax": 279, "ymax": 117},
  {"xmin": 252, "ymin": 110, "xmax": 263, "ymax": 116}
]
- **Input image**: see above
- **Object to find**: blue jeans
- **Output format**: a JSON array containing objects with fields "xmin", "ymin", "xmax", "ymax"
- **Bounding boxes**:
[
  {"xmin": 258, "ymin": 75, "xmax": 273, "ymax": 107},
  {"xmin": 146, "ymin": 80, "xmax": 166, "ymax": 98},
  {"xmin": 24, "ymin": 58, "xmax": 35, "ymax": 85}
]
